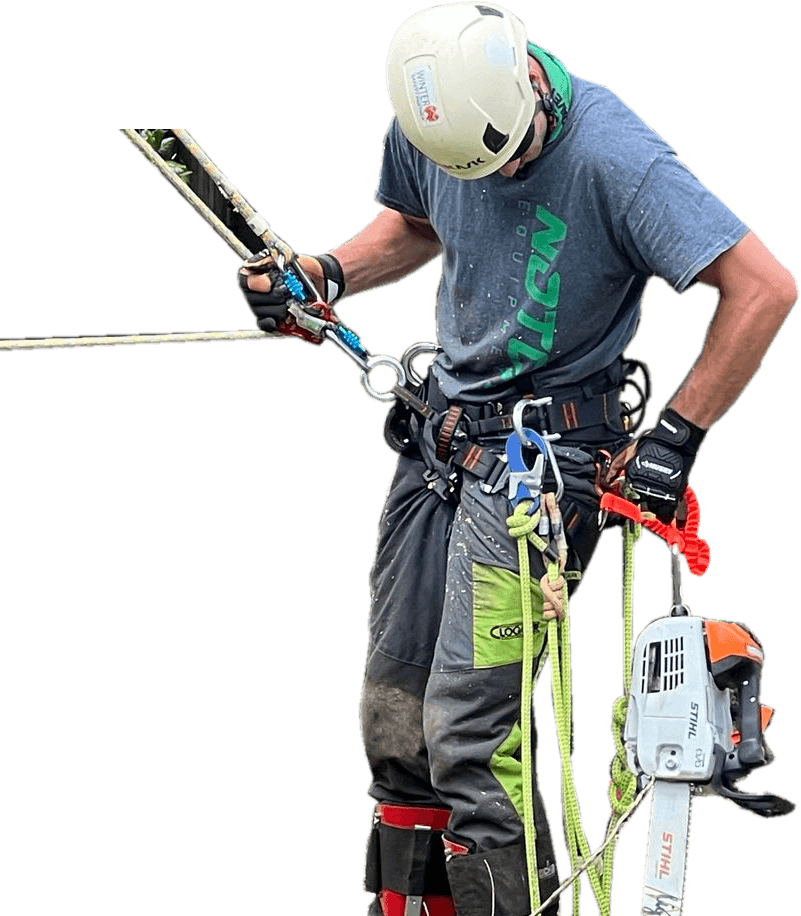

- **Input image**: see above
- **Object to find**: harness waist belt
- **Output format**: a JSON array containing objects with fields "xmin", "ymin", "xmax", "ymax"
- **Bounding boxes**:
[
  {"xmin": 440, "ymin": 384, "xmax": 623, "ymax": 491},
  {"xmin": 462, "ymin": 388, "xmax": 621, "ymax": 438}
]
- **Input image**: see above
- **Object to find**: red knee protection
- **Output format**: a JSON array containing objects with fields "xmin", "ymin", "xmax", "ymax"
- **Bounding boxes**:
[
  {"xmin": 367, "ymin": 804, "xmax": 455, "ymax": 916},
  {"xmin": 379, "ymin": 889, "xmax": 455, "ymax": 916},
  {"xmin": 376, "ymin": 803, "xmax": 451, "ymax": 830}
]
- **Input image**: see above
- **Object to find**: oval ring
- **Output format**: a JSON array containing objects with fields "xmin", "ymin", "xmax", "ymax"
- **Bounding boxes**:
[{"xmin": 361, "ymin": 355, "xmax": 408, "ymax": 402}]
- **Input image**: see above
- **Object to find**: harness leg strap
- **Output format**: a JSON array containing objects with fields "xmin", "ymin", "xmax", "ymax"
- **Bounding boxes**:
[{"xmin": 365, "ymin": 804, "xmax": 455, "ymax": 916}]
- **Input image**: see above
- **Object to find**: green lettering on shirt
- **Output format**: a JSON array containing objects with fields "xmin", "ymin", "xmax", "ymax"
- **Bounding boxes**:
[{"xmin": 502, "ymin": 206, "xmax": 567, "ymax": 381}]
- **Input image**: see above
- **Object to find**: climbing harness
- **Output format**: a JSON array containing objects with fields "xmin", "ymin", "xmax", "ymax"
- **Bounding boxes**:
[{"xmin": 3, "ymin": 131, "xmax": 653, "ymax": 547}]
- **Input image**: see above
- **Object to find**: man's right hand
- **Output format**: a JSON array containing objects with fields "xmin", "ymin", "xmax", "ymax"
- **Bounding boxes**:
[{"xmin": 238, "ymin": 251, "xmax": 294, "ymax": 332}]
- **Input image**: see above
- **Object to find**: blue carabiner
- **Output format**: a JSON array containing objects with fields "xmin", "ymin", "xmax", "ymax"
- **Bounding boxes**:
[{"xmin": 506, "ymin": 427, "xmax": 549, "ymax": 511}]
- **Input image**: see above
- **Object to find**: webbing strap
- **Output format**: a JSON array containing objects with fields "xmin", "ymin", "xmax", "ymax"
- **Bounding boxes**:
[{"xmin": 376, "ymin": 804, "xmax": 451, "ymax": 831}]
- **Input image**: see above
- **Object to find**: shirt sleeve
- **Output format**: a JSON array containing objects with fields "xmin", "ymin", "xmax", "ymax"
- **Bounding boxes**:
[
  {"xmin": 622, "ymin": 154, "xmax": 749, "ymax": 291},
  {"xmin": 375, "ymin": 119, "xmax": 430, "ymax": 219}
]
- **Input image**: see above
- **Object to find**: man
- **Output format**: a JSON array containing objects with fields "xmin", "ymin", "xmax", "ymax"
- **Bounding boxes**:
[{"xmin": 240, "ymin": 4, "xmax": 795, "ymax": 914}]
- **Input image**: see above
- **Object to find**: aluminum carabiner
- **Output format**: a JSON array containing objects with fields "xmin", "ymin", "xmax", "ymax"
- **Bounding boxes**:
[
  {"xmin": 511, "ymin": 398, "xmax": 565, "ymax": 503},
  {"xmin": 506, "ymin": 428, "xmax": 547, "ymax": 511}
]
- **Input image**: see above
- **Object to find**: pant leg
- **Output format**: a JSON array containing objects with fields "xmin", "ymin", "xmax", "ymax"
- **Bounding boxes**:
[
  {"xmin": 423, "ymin": 471, "xmax": 554, "ymax": 841},
  {"xmin": 361, "ymin": 450, "xmax": 456, "ymax": 806},
  {"xmin": 364, "ymin": 433, "xmax": 606, "ymax": 915},
  {"xmin": 422, "ymin": 464, "xmax": 600, "ymax": 915}
]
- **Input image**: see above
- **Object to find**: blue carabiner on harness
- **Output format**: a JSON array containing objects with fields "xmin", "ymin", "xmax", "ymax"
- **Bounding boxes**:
[
  {"xmin": 506, "ymin": 427, "xmax": 549, "ymax": 512},
  {"xmin": 507, "ymin": 398, "xmax": 565, "ymax": 511}
]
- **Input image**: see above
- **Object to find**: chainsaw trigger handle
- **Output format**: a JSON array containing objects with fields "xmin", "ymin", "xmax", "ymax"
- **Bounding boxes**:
[{"xmin": 711, "ymin": 746, "xmax": 795, "ymax": 817}]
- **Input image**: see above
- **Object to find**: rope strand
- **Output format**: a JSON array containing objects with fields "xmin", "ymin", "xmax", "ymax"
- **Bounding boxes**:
[
  {"xmin": 507, "ymin": 501, "xmax": 546, "ymax": 915},
  {"xmin": 507, "ymin": 500, "xmax": 642, "ymax": 916}
]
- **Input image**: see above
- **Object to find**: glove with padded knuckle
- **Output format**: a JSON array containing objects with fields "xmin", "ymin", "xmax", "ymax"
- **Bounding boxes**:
[
  {"xmin": 624, "ymin": 407, "xmax": 706, "ymax": 523},
  {"xmin": 238, "ymin": 251, "xmax": 345, "ymax": 333}
]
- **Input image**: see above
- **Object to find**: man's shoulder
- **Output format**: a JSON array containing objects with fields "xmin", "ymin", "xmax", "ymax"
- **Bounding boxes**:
[{"xmin": 564, "ymin": 77, "xmax": 674, "ymax": 177}]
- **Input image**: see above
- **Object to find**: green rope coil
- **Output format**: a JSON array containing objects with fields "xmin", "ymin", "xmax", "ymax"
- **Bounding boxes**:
[
  {"xmin": 506, "ymin": 503, "xmax": 646, "ymax": 916},
  {"xmin": 609, "ymin": 695, "xmax": 637, "ymax": 816},
  {"xmin": 507, "ymin": 500, "xmax": 610, "ymax": 916}
]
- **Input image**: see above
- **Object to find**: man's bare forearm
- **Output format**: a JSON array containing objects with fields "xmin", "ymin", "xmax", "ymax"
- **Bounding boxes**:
[
  {"xmin": 669, "ymin": 232, "xmax": 796, "ymax": 428},
  {"xmin": 329, "ymin": 208, "xmax": 441, "ymax": 297}
]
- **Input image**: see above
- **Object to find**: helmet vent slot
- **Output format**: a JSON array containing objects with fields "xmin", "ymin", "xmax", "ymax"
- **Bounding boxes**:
[{"xmin": 482, "ymin": 122, "xmax": 509, "ymax": 154}]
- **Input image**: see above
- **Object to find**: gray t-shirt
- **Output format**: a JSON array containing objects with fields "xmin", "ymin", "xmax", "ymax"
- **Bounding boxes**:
[{"xmin": 376, "ymin": 74, "xmax": 748, "ymax": 404}]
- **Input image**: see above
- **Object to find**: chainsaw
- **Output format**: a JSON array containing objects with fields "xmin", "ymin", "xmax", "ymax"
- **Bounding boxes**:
[{"xmin": 623, "ymin": 548, "xmax": 793, "ymax": 915}]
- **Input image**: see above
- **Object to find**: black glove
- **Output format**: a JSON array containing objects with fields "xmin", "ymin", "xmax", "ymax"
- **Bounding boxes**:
[
  {"xmin": 238, "ymin": 252, "xmax": 293, "ymax": 333},
  {"xmin": 624, "ymin": 408, "xmax": 706, "ymax": 522},
  {"xmin": 239, "ymin": 251, "xmax": 345, "ymax": 333}
]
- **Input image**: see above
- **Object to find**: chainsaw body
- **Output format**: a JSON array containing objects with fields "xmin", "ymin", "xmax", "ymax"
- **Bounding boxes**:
[{"xmin": 624, "ymin": 613, "xmax": 790, "ymax": 814}]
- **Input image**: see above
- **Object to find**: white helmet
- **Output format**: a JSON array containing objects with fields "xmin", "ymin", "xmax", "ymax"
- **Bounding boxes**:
[{"xmin": 386, "ymin": 3, "xmax": 539, "ymax": 180}]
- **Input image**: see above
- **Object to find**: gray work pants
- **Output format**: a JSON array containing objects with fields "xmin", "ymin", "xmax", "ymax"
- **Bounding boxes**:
[{"xmin": 361, "ymin": 401, "xmax": 627, "ymax": 915}]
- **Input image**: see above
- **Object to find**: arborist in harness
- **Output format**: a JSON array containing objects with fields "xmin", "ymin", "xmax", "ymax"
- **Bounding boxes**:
[{"xmin": 239, "ymin": 4, "xmax": 796, "ymax": 914}]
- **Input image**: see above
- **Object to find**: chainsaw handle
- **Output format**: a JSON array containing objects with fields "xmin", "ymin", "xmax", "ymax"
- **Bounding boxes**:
[
  {"xmin": 732, "ymin": 661, "xmax": 766, "ymax": 767},
  {"xmin": 706, "ymin": 620, "xmax": 766, "ymax": 766}
]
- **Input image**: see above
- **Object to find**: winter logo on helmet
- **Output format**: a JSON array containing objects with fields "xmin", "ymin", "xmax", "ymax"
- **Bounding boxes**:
[{"xmin": 409, "ymin": 64, "xmax": 442, "ymax": 127}]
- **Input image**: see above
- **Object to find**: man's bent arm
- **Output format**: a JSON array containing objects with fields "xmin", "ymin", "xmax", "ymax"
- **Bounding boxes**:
[
  {"xmin": 668, "ymin": 231, "xmax": 796, "ymax": 428},
  {"xmin": 299, "ymin": 208, "xmax": 441, "ymax": 298}
]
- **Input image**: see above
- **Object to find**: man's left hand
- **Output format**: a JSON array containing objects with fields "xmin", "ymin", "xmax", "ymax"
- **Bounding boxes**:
[{"xmin": 623, "ymin": 408, "xmax": 706, "ymax": 522}]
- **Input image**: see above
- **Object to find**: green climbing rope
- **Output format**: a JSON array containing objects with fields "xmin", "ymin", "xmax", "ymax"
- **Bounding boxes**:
[
  {"xmin": 506, "ymin": 501, "xmax": 546, "ymax": 915},
  {"xmin": 600, "ymin": 520, "xmax": 640, "ymax": 903},
  {"xmin": 507, "ymin": 503, "xmax": 644, "ymax": 916}
]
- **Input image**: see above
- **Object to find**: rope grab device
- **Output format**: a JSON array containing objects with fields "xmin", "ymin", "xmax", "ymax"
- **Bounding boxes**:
[{"xmin": 0, "ymin": 127, "xmax": 440, "ymax": 415}]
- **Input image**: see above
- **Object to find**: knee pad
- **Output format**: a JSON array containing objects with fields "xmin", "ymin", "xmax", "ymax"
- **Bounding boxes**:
[{"xmin": 365, "ymin": 804, "xmax": 455, "ymax": 916}]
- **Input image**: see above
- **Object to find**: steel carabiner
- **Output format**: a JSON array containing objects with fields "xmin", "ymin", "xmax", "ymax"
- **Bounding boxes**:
[
  {"xmin": 511, "ymin": 398, "xmax": 565, "ymax": 503},
  {"xmin": 400, "ymin": 342, "xmax": 440, "ymax": 389}
]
